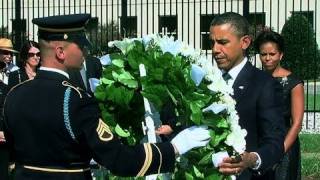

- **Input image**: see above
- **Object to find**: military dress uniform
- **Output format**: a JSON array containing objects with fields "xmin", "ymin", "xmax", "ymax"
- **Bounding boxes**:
[
  {"xmin": 2, "ymin": 14, "xmax": 176, "ymax": 180},
  {"xmin": 3, "ymin": 68, "xmax": 175, "ymax": 180}
]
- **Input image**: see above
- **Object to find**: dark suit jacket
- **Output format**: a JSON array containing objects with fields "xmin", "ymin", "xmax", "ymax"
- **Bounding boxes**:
[
  {"xmin": 233, "ymin": 62, "xmax": 285, "ymax": 180},
  {"xmin": 68, "ymin": 56, "xmax": 102, "ymax": 92}
]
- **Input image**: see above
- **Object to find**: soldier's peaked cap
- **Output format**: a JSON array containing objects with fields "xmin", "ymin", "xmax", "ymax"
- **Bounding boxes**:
[{"xmin": 32, "ymin": 14, "xmax": 92, "ymax": 48}]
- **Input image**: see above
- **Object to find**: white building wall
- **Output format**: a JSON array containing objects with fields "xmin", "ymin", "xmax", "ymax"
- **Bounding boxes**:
[{"xmin": 0, "ymin": 0, "xmax": 319, "ymax": 49}]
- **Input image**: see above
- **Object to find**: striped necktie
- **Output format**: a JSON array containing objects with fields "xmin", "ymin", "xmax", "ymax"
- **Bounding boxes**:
[{"xmin": 222, "ymin": 72, "xmax": 232, "ymax": 83}]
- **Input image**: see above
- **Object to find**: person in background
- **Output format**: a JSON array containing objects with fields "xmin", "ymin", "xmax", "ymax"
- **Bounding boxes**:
[
  {"xmin": 68, "ymin": 55, "xmax": 102, "ymax": 93},
  {"xmin": 254, "ymin": 30, "xmax": 304, "ymax": 180},
  {"xmin": 0, "ymin": 38, "xmax": 19, "ymax": 85},
  {"xmin": 0, "ymin": 38, "xmax": 17, "ymax": 180},
  {"xmin": 8, "ymin": 40, "xmax": 40, "ymax": 88},
  {"xmin": 209, "ymin": 12, "xmax": 285, "ymax": 179},
  {"xmin": 3, "ymin": 14, "xmax": 211, "ymax": 180},
  {"xmin": 0, "ymin": 78, "xmax": 9, "ymax": 180}
]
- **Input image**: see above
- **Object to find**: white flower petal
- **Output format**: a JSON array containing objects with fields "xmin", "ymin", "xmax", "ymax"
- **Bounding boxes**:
[
  {"xmin": 191, "ymin": 64, "xmax": 206, "ymax": 86},
  {"xmin": 100, "ymin": 54, "xmax": 111, "ymax": 65}
]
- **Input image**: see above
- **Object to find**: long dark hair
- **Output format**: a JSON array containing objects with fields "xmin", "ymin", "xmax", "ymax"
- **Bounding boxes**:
[{"xmin": 18, "ymin": 40, "xmax": 40, "ymax": 68}]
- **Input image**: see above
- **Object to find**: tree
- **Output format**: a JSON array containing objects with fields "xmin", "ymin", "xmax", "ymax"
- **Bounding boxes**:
[
  {"xmin": 87, "ymin": 20, "xmax": 121, "ymax": 56},
  {"xmin": 281, "ymin": 14, "xmax": 320, "ymax": 80},
  {"xmin": 0, "ymin": 26, "xmax": 12, "ymax": 39}
]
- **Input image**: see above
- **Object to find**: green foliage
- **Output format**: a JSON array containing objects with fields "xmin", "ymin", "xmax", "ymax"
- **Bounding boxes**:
[
  {"xmin": 281, "ymin": 14, "xmax": 320, "ymax": 80},
  {"xmin": 305, "ymin": 93, "xmax": 320, "ymax": 111},
  {"xmin": 300, "ymin": 134, "xmax": 320, "ymax": 178},
  {"xmin": 88, "ymin": 20, "xmax": 121, "ymax": 55},
  {"xmin": 94, "ymin": 36, "xmax": 235, "ymax": 179}
]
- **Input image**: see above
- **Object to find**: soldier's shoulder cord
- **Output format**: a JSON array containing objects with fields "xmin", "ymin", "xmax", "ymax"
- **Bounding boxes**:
[{"xmin": 61, "ymin": 80, "xmax": 86, "ymax": 99}]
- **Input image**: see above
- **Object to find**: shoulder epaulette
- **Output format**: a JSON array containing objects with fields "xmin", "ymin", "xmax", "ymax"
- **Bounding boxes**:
[
  {"xmin": 3, "ymin": 79, "xmax": 33, "ymax": 117},
  {"xmin": 7, "ymin": 79, "xmax": 33, "ymax": 96},
  {"xmin": 62, "ymin": 81, "xmax": 87, "ymax": 98}
]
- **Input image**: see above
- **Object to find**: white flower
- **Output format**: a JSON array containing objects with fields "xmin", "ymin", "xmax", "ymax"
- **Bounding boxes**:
[
  {"xmin": 158, "ymin": 36, "xmax": 182, "ymax": 56},
  {"xmin": 100, "ymin": 54, "xmax": 111, "ymax": 65},
  {"xmin": 180, "ymin": 43, "xmax": 195, "ymax": 57},
  {"xmin": 142, "ymin": 34, "xmax": 159, "ymax": 46},
  {"xmin": 220, "ymin": 94, "xmax": 237, "ymax": 113},
  {"xmin": 190, "ymin": 64, "xmax": 206, "ymax": 86},
  {"xmin": 225, "ymin": 125, "xmax": 247, "ymax": 153},
  {"xmin": 109, "ymin": 38, "xmax": 142, "ymax": 55},
  {"xmin": 202, "ymin": 103, "xmax": 228, "ymax": 114},
  {"xmin": 207, "ymin": 80, "xmax": 233, "ymax": 95}
]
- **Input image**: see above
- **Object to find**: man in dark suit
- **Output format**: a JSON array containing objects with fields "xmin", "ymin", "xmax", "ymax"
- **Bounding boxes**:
[
  {"xmin": 210, "ymin": 12, "xmax": 285, "ymax": 179},
  {"xmin": 68, "ymin": 55, "xmax": 102, "ymax": 93}
]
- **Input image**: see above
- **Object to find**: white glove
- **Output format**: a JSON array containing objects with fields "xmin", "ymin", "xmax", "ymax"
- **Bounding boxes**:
[{"xmin": 171, "ymin": 126, "xmax": 210, "ymax": 155}]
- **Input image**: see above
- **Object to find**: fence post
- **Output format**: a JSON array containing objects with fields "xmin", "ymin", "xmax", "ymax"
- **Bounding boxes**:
[
  {"xmin": 121, "ymin": 0, "xmax": 127, "ymax": 38},
  {"xmin": 243, "ymin": 0, "xmax": 249, "ymax": 20},
  {"xmin": 13, "ymin": 0, "xmax": 22, "ymax": 50}
]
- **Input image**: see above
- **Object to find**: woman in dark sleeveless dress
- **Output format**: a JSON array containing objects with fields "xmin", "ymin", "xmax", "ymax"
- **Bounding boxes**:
[
  {"xmin": 8, "ymin": 41, "xmax": 40, "ymax": 89},
  {"xmin": 254, "ymin": 30, "xmax": 304, "ymax": 180}
]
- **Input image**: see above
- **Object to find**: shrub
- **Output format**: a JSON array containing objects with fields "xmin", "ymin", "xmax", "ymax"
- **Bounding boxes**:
[{"xmin": 281, "ymin": 14, "xmax": 320, "ymax": 80}]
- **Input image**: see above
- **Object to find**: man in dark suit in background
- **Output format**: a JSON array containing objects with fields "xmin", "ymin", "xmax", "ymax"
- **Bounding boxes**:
[
  {"xmin": 68, "ymin": 55, "xmax": 102, "ymax": 93},
  {"xmin": 210, "ymin": 12, "xmax": 285, "ymax": 179}
]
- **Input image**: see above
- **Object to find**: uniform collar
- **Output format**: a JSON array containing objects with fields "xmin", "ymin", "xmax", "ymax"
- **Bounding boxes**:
[{"xmin": 39, "ymin": 67, "xmax": 70, "ymax": 79}]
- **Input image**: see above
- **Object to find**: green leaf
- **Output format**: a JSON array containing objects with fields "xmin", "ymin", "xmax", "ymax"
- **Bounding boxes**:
[
  {"xmin": 142, "ymin": 84, "xmax": 168, "ymax": 109},
  {"xmin": 116, "ymin": 71, "xmax": 138, "ymax": 88},
  {"xmin": 198, "ymin": 151, "xmax": 214, "ymax": 165},
  {"xmin": 202, "ymin": 113, "xmax": 229, "ymax": 129},
  {"xmin": 185, "ymin": 172, "xmax": 194, "ymax": 180},
  {"xmin": 205, "ymin": 173, "xmax": 224, "ymax": 180},
  {"xmin": 121, "ymin": 79, "xmax": 138, "ymax": 88},
  {"xmin": 115, "ymin": 124, "xmax": 130, "ymax": 137},
  {"xmin": 193, "ymin": 166, "xmax": 204, "ymax": 178},
  {"xmin": 189, "ymin": 102, "xmax": 203, "ymax": 125},
  {"xmin": 106, "ymin": 85, "xmax": 134, "ymax": 107},
  {"xmin": 166, "ymin": 87, "xmax": 178, "ymax": 106},
  {"xmin": 94, "ymin": 85, "xmax": 107, "ymax": 101},
  {"xmin": 112, "ymin": 71, "xmax": 120, "ymax": 80},
  {"xmin": 149, "ymin": 68, "xmax": 164, "ymax": 81},
  {"xmin": 127, "ymin": 52, "xmax": 140, "ymax": 70},
  {"xmin": 210, "ymin": 131, "xmax": 229, "ymax": 147},
  {"xmin": 112, "ymin": 59, "xmax": 124, "ymax": 68},
  {"xmin": 101, "ymin": 77, "xmax": 114, "ymax": 85}
]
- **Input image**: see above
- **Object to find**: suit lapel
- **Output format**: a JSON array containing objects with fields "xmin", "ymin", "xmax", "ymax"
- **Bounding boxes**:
[{"xmin": 232, "ymin": 62, "xmax": 253, "ymax": 102}]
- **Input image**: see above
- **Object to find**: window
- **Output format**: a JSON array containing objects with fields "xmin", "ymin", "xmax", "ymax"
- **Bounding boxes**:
[
  {"xmin": 200, "ymin": 14, "xmax": 215, "ymax": 50},
  {"xmin": 159, "ymin": 15, "xmax": 177, "ymax": 39},
  {"xmin": 121, "ymin": 16, "xmax": 137, "ymax": 38},
  {"xmin": 292, "ymin": 11, "xmax": 314, "ymax": 28}
]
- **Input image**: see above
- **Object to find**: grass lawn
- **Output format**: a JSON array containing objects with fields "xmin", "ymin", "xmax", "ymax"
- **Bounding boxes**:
[
  {"xmin": 300, "ymin": 133, "xmax": 320, "ymax": 179},
  {"xmin": 305, "ymin": 94, "xmax": 320, "ymax": 111}
]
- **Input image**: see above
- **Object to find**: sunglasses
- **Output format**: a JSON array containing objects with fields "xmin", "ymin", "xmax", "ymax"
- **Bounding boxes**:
[{"xmin": 28, "ymin": 52, "xmax": 40, "ymax": 58}]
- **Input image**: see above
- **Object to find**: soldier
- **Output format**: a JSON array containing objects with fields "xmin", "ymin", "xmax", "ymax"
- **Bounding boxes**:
[{"xmin": 2, "ymin": 14, "xmax": 210, "ymax": 180}]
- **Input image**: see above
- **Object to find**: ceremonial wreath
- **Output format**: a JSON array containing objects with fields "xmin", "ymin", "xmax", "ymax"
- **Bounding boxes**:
[{"xmin": 94, "ymin": 34, "xmax": 247, "ymax": 179}]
